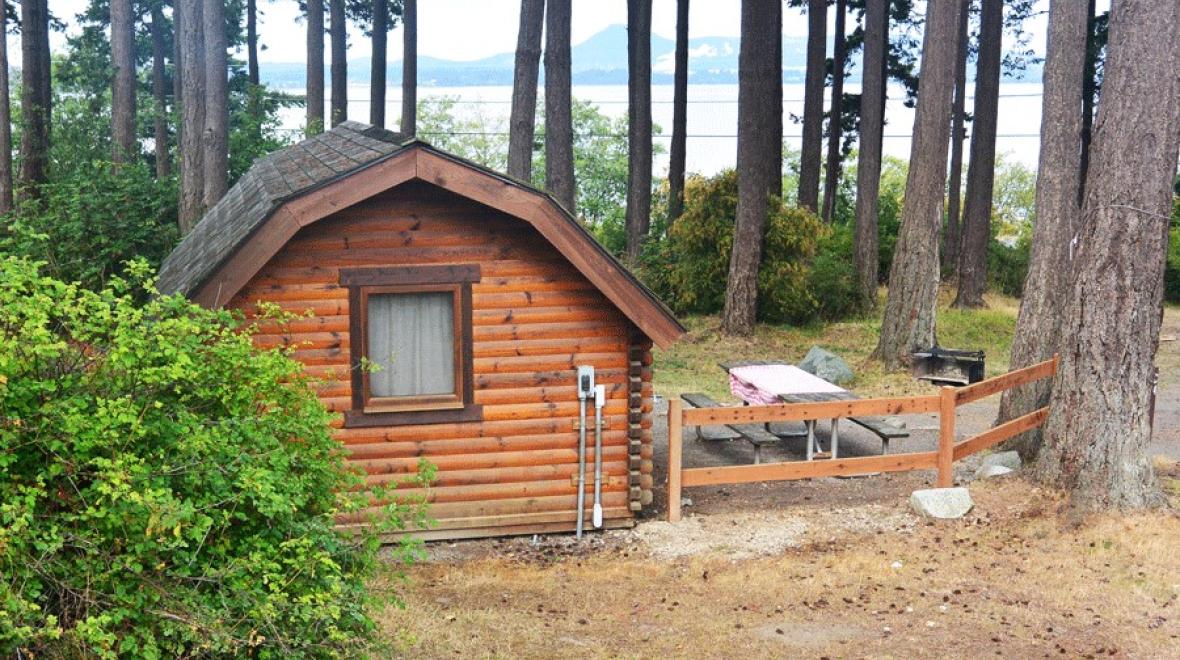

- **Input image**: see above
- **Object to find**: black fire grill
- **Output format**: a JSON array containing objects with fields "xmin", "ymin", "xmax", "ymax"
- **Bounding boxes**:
[{"xmin": 911, "ymin": 347, "xmax": 985, "ymax": 387}]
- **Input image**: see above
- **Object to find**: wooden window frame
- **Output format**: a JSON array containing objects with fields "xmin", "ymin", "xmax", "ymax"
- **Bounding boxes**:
[{"xmin": 341, "ymin": 264, "xmax": 481, "ymax": 428}]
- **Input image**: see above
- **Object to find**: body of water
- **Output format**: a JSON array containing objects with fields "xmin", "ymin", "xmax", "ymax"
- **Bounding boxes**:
[{"xmin": 276, "ymin": 82, "xmax": 1045, "ymax": 176}]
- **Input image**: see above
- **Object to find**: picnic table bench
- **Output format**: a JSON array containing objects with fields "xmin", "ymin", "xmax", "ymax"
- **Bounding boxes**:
[{"xmin": 679, "ymin": 392, "xmax": 804, "ymax": 464}]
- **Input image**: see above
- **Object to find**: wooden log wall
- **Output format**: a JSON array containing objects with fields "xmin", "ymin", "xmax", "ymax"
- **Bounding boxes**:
[{"xmin": 230, "ymin": 182, "xmax": 653, "ymax": 539}]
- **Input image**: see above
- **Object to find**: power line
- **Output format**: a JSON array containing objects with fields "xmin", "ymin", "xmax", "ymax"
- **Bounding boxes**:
[{"xmin": 272, "ymin": 127, "xmax": 1043, "ymax": 140}]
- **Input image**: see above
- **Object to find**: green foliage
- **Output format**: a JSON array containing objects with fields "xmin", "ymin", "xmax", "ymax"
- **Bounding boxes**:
[
  {"xmin": 0, "ymin": 258, "xmax": 424, "ymax": 657},
  {"xmin": 987, "ymin": 234, "xmax": 1031, "ymax": 298},
  {"xmin": 416, "ymin": 96, "xmax": 510, "ymax": 172},
  {"xmin": 657, "ymin": 170, "xmax": 848, "ymax": 324},
  {"xmin": 1, "ymin": 160, "xmax": 178, "ymax": 291},
  {"xmin": 876, "ymin": 156, "xmax": 908, "ymax": 282},
  {"xmin": 1166, "ymin": 224, "xmax": 1180, "ymax": 304},
  {"xmin": 807, "ymin": 225, "xmax": 867, "ymax": 321}
]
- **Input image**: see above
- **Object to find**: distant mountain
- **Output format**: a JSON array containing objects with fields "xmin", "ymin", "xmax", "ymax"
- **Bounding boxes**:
[{"xmin": 259, "ymin": 23, "xmax": 1039, "ymax": 89}]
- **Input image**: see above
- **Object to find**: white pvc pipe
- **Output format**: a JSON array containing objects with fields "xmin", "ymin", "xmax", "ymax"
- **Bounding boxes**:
[{"xmin": 592, "ymin": 384, "xmax": 605, "ymax": 528}]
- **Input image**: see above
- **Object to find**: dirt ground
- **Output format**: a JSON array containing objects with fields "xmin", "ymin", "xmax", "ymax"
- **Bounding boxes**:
[{"xmin": 377, "ymin": 309, "xmax": 1180, "ymax": 658}]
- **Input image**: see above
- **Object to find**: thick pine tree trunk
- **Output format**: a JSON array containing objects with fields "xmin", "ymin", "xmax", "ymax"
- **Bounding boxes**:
[
  {"xmin": 820, "ymin": 0, "xmax": 847, "ymax": 222},
  {"xmin": 942, "ymin": 0, "xmax": 970, "ymax": 276},
  {"xmin": 873, "ymin": 0, "xmax": 962, "ymax": 368},
  {"xmin": 624, "ymin": 0, "xmax": 653, "ymax": 260},
  {"xmin": 111, "ymin": 0, "xmax": 137, "ymax": 164},
  {"xmin": 797, "ymin": 0, "xmax": 826, "ymax": 212},
  {"xmin": 544, "ymin": 0, "xmax": 575, "ymax": 214},
  {"xmin": 666, "ymin": 0, "xmax": 689, "ymax": 224},
  {"xmin": 329, "ymin": 0, "xmax": 347, "ymax": 126},
  {"xmin": 150, "ymin": 3, "xmax": 171, "ymax": 178},
  {"xmin": 0, "ymin": 5, "xmax": 13, "ymax": 213},
  {"xmin": 853, "ymin": 0, "xmax": 887, "ymax": 306},
  {"xmin": 721, "ymin": 0, "xmax": 782, "ymax": 336},
  {"xmin": 202, "ymin": 0, "xmax": 229, "ymax": 206},
  {"xmin": 18, "ymin": 0, "xmax": 51, "ymax": 199},
  {"xmin": 995, "ymin": 0, "xmax": 1087, "ymax": 461},
  {"xmin": 177, "ymin": 0, "xmax": 206, "ymax": 232},
  {"xmin": 953, "ymin": 0, "xmax": 1002, "ymax": 309},
  {"xmin": 400, "ymin": 0, "xmax": 417, "ymax": 136},
  {"xmin": 370, "ymin": 0, "xmax": 387, "ymax": 128},
  {"xmin": 1034, "ymin": 0, "xmax": 1180, "ymax": 511},
  {"xmin": 306, "ymin": 0, "xmax": 325, "ymax": 134},
  {"xmin": 507, "ymin": 0, "xmax": 545, "ymax": 180}
]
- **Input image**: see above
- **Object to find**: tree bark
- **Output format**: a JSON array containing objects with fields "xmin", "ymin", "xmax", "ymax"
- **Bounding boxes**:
[
  {"xmin": 721, "ymin": 0, "xmax": 782, "ymax": 336},
  {"xmin": 370, "ymin": 0, "xmax": 387, "ymax": 128},
  {"xmin": 624, "ymin": 0, "xmax": 653, "ymax": 260},
  {"xmin": 507, "ymin": 0, "xmax": 545, "ymax": 181},
  {"xmin": 666, "ymin": 0, "xmax": 689, "ymax": 224},
  {"xmin": 306, "ymin": 0, "xmax": 325, "ymax": 133},
  {"xmin": 798, "ymin": 0, "xmax": 826, "ymax": 212},
  {"xmin": 873, "ymin": 0, "xmax": 962, "ymax": 367},
  {"xmin": 995, "ymin": 0, "xmax": 1087, "ymax": 461},
  {"xmin": 202, "ymin": 0, "xmax": 229, "ymax": 206},
  {"xmin": 820, "ymin": 0, "xmax": 847, "ymax": 222},
  {"xmin": 0, "ymin": 5, "xmax": 13, "ymax": 213},
  {"xmin": 247, "ymin": 0, "xmax": 261, "ymax": 141},
  {"xmin": 18, "ymin": 0, "xmax": 51, "ymax": 199},
  {"xmin": 952, "ymin": 0, "xmax": 1002, "ymax": 309},
  {"xmin": 177, "ymin": 0, "xmax": 205, "ymax": 232},
  {"xmin": 853, "ymin": 0, "xmax": 887, "ymax": 305},
  {"xmin": 110, "ymin": 0, "xmax": 137, "ymax": 164},
  {"xmin": 330, "ymin": 0, "xmax": 347, "ymax": 126},
  {"xmin": 544, "ymin": 0, "xmax": 575, "ymax": 214},
  {"xmin": 942, "ymin": 0, "xmax": 971, "ymax": 276},
  {"xmin": 1078, "ymin": 0, "xmax": 1097, "ymax": 205},
  {"xmin": 400, "ymin": 0, "xmax": 416, "ymax": 136},
  {"xmin": 150, "ymin": 3, "xmax": 171, "ymax": 178},
  {"xmin": 1035, "ymin": 0, "xmax": 1180, "ymax": 511}
]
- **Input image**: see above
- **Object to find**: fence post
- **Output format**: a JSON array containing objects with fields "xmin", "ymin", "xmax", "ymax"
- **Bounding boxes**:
[
  {"xmin": 667, "ymin": 398, "xmax": 683, "ymax": 522},
  {"xmin": 937, "ymin": 386, "xmax": 956, "ymax": 488}
]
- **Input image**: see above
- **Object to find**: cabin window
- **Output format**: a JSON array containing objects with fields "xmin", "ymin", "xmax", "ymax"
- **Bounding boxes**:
[{"xmin": 340, "ymin": 265, "xmax": 482, "ymax": 427}]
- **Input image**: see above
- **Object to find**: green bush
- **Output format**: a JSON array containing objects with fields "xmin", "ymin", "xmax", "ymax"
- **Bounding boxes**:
[
  {"xmin": 1166, "ymin": 226, "xmax": 1180, "ymax": 304},
  {"xmin": 987, "ymin": 235, "xmax": 1031, "ymax": 298},
  {"xmin": 660, "ymin": 170, "xmax": 835, "ymax": 323},
  {"xmin": 0, "ymin": 258, "xmax": 422, "ymax": 657},
  {"xmin": 807, "ymin": 225, "xmax": 867, "ymax": 320}
]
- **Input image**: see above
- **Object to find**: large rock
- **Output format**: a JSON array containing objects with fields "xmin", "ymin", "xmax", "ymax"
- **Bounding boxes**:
[
  {"xmin": 981, "ymin": 450, "xmax": 1022, "ymax": 471},
  {"xmin": 909, "ymin": 488, "xmax": 974, "ymax": 519},
  {"xmin": 798, "ymin": 346, "xmax": 854, "ymax": 385},
  {"xmin": 974, "ymin": 464, "xmax": 1014, "ymax": 480}
]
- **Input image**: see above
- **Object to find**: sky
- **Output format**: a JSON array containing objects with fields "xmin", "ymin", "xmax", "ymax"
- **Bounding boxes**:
[{"xmin": 36, "ymin": 0, "xmax": 1073, "ymax": 67}]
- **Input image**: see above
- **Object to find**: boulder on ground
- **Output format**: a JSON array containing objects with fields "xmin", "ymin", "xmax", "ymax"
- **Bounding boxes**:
[
  {"xmin": 798, "ymin": 346, "xmax": 854, "ymax": 385},
  {"xmin": 981, "ymin": 450, "xmax": 1022, "ymax": 471},
  {"xmin": 909, "ymin": 487, "xmax": 974, "ymax": 519},
  {"xmin": 975, "ymin": 464, "xmax": 1014, "ymax": 480}
]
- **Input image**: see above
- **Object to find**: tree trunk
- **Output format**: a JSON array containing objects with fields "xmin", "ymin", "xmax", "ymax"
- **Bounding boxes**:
[
  {"xmin": 247, "ymin": 0, "xmax": 261, "ymax": 141},
  {"xmin": 150, "ymin": 3, "xmax": 171, "ymax": 178},
  {"xmin": 1078, "ymin": 0, "xmax": 1098, "ymax": 205},
  {"xmin": 0, "ymin": 5, "xmax": 13, "ymax": 213},
  {"xmin": 797, "ymin": 0, "xmax": 826, "ymax": 212},
  {"xmin": 995, "ymin": 0, "xmax": 1087, "ymax": 461},
  {"xmin": 370, "ymin": 0, "xmax": 387, "ymax": 128},
  {"xmin": 1035, "ymin": 0, "xmax": 1180, "ymax": 511},
  {"xmin": 111, "ymin": 0, "xmax": 137, "ymax": 164},
  {"xmin": 18, "ymin": 0, "xmax": 51, "ymax": 199},
  {"xmin": 853, "ymin": 0, "xmax": 887, "ymax": 306},
  {"xmin": 330, "ymin": 0, "xmax": 347, "ymax": 126},
  {"xmin": 624, "ymin": 0, "xmax": 653, "ymax": 260},
  {"xmin": 952, "ymin": 0, "xmax": 1002, "ymax": 309},
  {"xmin": 872, "ymin": 0, "xmax": 962, "ymax": 367},
  {"xmin": 544, "ymin": 0, "xmax": 575, "ymax": 214},
  {"xmin": 306, "ymin": 0, "xmax": 325, "ymax": 134},
  {"xmin": 820, "ymin": 0, "xmax": 847, "ymax": 222},
  {"xmin": 177, "ymin": 0, "xmax": 206, "ymax": 232},
  {"xmin": 507, "ymin": 0, "xmax": 545, "ymax": 181},
  {"xmin": 942, "ymin": 0, "xmax": 971, "ymax": 275},
  {"xmin": 721, "ymin": 0, "xmax": 782, "ymax": 336},
  {"xmin": 202, "ymin": 0, "xmax": 229, "ymax": 207},
  {"xmin": 400, "ymin": 0, "xmax": 416, "ymax": 136},
  {"xmin": 666, "ymin": 0, "xmax": 689, "ymax": 224}
]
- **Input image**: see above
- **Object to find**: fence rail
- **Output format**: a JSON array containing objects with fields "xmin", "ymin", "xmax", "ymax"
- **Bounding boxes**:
[{"xmin": 667, "ymin": 356, "xmax": 1058, "ymax": 522}]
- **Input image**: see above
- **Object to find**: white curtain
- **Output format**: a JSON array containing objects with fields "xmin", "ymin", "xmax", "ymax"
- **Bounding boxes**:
[{"xmin": 368, "ymin": 292, "xmax": 455, "ymax": 397}]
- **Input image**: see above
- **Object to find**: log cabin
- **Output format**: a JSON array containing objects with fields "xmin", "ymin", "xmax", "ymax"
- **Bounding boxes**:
[{"xmin": 157, "ymin": 121, "xmax": 684, "ymax": 540}]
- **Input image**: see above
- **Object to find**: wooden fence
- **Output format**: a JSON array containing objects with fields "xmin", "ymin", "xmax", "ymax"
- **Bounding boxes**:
[{"xmin": 666, "ymin": 356, "xmax": 1058, "ymax": 522}]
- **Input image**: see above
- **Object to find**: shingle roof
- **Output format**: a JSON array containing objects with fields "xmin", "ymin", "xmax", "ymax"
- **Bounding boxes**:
[{"xmin": 157, "ymin": 121, "xmax": 410, "ymax": 296}]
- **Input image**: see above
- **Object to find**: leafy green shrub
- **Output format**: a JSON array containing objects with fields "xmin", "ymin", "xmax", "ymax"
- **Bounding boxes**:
[
  {"xmin": 1166, "ymin": 227, "xmax": 1180, "ymax": 304},
  {"xmin": 1, "ymin": 160, "xmax": 178, "ymax": 290},
  {"xmin": 0, "ymin": 258, "xmax": 421, "ymax": 657},
  {"xmin": 987, "ymin": 235, "xmax": 1031, "ymax": 298},
  {"xmin": 807, "ymin": 225, "xmax": 867, "ymax": 320},
  {"xmin": 660, "ymin": 170, "xmax": 830, "ymax": 323}
]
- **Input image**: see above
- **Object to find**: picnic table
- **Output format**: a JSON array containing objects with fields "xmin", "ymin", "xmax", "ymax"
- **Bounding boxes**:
[{"xmin": 720, "ymin": 360, "xmax": 908, "ymax": 460}]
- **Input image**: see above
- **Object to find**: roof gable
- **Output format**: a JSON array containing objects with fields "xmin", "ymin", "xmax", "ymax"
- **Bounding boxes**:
[{"xmin": 157, "ymin": 124, "xmax": 684, "ymax": 347}]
